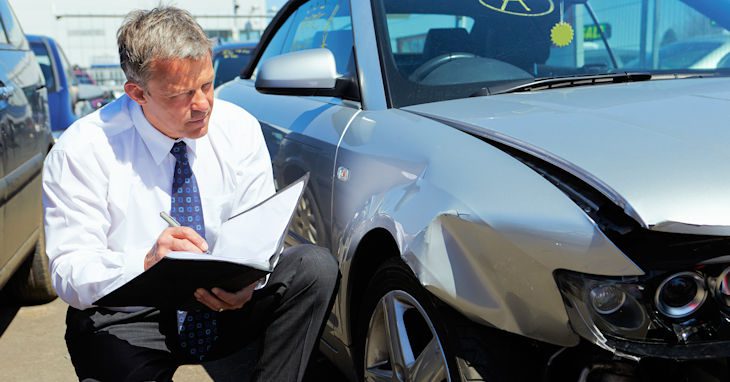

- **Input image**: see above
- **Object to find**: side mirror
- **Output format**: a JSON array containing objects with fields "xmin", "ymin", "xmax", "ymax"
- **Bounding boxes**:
[{"xmin": 255, "ymin": 48, "xmax": 343, "ymax": 96}]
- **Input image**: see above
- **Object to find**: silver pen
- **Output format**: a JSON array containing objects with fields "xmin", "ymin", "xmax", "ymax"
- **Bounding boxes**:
[{"xmin": 159, "ymin": 211, "xmax": 181, "ymax": 227}]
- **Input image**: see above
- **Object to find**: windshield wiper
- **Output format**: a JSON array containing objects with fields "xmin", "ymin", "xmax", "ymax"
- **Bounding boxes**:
[{"xmin": 470, "ymin": 72, "xmax": 652, "ymax": 97}]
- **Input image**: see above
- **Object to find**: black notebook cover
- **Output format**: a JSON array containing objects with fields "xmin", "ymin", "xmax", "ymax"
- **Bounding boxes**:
[{"xmin": 94, "ymin": 257, "xmax": 269, "ymax": 310}]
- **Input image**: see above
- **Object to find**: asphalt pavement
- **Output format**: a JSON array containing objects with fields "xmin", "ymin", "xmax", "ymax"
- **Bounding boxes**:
[{"xmin": 0, "ymin": 295, "xmax": 347, "ymax": 381}]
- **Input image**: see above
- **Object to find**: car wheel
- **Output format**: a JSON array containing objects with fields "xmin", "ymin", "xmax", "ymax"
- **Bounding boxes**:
[
  {"xmin": 290, "ymin": 187, "xmax": 327, "ymax": 246},
  {"xmin": 8, "ymin": 222, "xmax": 57, "ymax": 305},
  {"xmin": 359, "ymin": 258, "xmax": 498, "ymax": 382}
]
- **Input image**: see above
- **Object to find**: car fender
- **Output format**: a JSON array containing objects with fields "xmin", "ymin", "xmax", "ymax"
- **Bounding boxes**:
[{"xmin": 336, "ymin": 109, "xmax": 643, "ymax": 346}]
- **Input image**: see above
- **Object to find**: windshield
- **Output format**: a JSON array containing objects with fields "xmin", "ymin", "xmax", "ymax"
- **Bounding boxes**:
[{"xmin": 373, "ymin": 0, "xmax": 730, "ymax": 106}]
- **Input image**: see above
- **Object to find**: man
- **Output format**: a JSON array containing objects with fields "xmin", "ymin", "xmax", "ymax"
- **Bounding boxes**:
[{"xmin": 42, "ymin": 6, "xmax": 338, "ymax": 382}]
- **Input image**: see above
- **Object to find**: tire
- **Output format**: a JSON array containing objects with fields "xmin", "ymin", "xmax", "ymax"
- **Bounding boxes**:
[
  {"xmin": 358, "ymin": 258, "xmax": 545, "ymax": 382},
  {"xmin": 8, "ymin": 224, "xmax": 57, "ymax": 305}
]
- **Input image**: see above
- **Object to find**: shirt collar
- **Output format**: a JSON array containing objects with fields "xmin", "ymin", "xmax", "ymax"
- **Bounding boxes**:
[{"xmin": 129, "ymin": 99, "xmax": 202, "ymax": 165}]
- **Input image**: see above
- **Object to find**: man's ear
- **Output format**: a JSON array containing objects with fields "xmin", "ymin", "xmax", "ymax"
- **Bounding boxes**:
[{"xmin": 124, "ymin": 81, "xmax": 147, "ymax": 105}]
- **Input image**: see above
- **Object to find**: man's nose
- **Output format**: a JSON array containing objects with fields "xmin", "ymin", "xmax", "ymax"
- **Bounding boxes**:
[{"xmin": 191, "ymin": 89, "xmax": 210, "ymax": 113}]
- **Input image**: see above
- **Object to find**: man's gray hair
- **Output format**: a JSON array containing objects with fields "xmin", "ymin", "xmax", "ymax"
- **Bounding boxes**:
[{"xmin": 117, "ymin": 6, "xmax": 213, "ymax": 86}]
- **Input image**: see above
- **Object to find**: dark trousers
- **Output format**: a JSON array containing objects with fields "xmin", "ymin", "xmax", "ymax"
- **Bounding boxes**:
[{"xmin": 65, "ymin": 244, "xmax": 339, "ymax": 382}]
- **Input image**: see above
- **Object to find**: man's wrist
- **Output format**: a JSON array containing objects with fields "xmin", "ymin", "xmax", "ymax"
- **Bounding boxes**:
[{"xmin": 144, "ymin": 243, "xmax": 160, "ymax": 270}]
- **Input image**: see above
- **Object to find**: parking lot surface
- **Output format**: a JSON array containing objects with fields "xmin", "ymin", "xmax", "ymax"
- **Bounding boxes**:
[{"xmin": 0, "ymin": 296, "xmax": 345, "ymax": 381}]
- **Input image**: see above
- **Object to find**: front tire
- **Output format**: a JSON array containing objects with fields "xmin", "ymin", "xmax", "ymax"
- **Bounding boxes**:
[
  {"xmin": 359, "ymin": 258, "xmax": 489, "ymax": 382},
  {"xmin": 358, "ymin": 258, "xmax": 547, "ymax": 382}
]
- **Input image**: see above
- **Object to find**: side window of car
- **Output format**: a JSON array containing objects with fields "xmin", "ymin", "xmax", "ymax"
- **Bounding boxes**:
[
  {"xmin": 254, "ymin": 15, "xmax": 296, "ymax": 75},
  {"xmin": 30, "ymin": 41, "xmax": 56, "ymax": 92},
  {"xmin": 255, "ymin": 0, "xmax": 354, "ymax": 77},
  {"xmin": 0, "ymin": 0, "xmax": 27, "ymax": 49}
]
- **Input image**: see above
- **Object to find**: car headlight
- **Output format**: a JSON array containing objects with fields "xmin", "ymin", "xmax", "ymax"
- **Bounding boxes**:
[
  {"xmin": 654, "ymin": 272, "xmax": 707, "ymax": 319},
  {"xmin": 555, "ymin": 266, "xmax": 730, "ymax": 360},
  {"xmin": 556, "ymin": 271, "xmax": 650, "ymax": 344}
]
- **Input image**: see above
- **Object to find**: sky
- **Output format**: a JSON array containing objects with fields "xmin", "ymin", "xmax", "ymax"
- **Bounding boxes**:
[
  {"xmin": 9, "ymin": 0, "xmax": 278, "ymax": 67},
  {"xmin": 268, "ymin": 0, "xmax": 287, "ymax": 12}
]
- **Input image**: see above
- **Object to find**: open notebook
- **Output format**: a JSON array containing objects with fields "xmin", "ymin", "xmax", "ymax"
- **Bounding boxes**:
[{"xmin": 94, "ymin": 174, "xmax": 309, "ymax": 310}]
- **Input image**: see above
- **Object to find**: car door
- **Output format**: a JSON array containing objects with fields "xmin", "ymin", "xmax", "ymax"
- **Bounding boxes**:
[
  {"xmin": 0, "ymin": 0, "xmax": 48, "ymax": 271},
  {"xmin": 222, "ymin": 0, "xmax": 359, "ymax": 249}
]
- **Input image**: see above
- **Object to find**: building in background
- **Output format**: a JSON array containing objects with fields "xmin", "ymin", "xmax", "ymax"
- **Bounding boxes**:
[{"xmin": 10, "ymin": 0, "xmax": 278, "ymax": 91}]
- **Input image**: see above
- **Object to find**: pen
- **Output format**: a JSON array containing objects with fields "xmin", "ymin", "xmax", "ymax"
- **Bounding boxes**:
[{"xmin": 160, "ymin": 211, "xmax": 181, "ymax": 227}]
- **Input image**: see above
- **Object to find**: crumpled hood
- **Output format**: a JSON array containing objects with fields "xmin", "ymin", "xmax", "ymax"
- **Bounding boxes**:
[{"xmin": 403, "ymin": 77, "xmax": 730, "ymax": 235}]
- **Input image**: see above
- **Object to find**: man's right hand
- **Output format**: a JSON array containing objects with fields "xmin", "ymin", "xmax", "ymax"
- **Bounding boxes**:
[{"xmin": 144, "ymin": 227, "xmax": 209, "ymax": 270}]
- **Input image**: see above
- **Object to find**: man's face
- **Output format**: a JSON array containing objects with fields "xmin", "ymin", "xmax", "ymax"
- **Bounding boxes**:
[{"xmin": 125, "ymin": 55, "xmax": 214, "ymax": 139}]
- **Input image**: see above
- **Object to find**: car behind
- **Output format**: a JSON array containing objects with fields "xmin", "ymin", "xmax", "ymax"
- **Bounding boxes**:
[
  {"xmin": 27, "ymin": 34, "xmax": 106, "ymax": 140},
  {"xmin": 213, "ymin": 41, "xmax": 257, "ymax": 88},
  {"xmin": 0, "ymin": 0, "xmax": 56, "ymax": 304}
]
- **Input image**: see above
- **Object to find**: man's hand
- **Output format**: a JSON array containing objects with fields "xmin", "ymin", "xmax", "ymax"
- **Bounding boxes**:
[
  {"xmin": 194, "ymin": 283, "xmax": 257, "ymax": 312},
  {"xmin": 144, "ymin": 227, "xmax": 209, "ymax": 270}
]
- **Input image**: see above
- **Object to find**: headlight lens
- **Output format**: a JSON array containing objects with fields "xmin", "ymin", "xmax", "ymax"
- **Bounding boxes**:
[
  {"xmin": 556, "ymin": 265, "xmax": 730, "ymax": 359},
  {"xmin": 556, "ymin": 272, "xmax": 650, "ymax": 342},
  {"xmin": 590, "ymin": 285, "xmax": 626, "ymax": 315},
  {"xmin": 654, "ymin": 272, "xmax": 706, "ymax": 319}
]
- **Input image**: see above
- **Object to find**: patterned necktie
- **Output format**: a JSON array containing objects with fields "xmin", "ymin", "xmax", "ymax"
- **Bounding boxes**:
[{"xmin": 170, "ymin": 141, "xmax": 218, "ymax": 360}]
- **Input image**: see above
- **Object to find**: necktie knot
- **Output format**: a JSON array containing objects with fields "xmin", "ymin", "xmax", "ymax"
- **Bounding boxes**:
[{"xmin": 171, "ymin": 141, "xmax": 187, "ymax": 163}]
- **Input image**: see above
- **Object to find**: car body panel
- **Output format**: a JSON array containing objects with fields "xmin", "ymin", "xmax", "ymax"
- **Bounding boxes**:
[
  {"xmin": 329, "ymin": 107, "xmax": 643, "ymax": 346},
  {"xmin": 0, "ymin": 0, "xmax": 51, "ymax": 288},
  {"xmin": 403, "ymin": 77, "xmax": 730, "ymax": 235}
]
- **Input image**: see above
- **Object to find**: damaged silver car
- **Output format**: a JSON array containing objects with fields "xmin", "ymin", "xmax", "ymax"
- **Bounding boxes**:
[{"xmin": 217, "ymin": 0, "xmax": 730, "ymax": 380}]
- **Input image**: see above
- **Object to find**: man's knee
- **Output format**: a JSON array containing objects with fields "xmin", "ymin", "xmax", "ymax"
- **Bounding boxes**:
[{"xmin": 286, "ymin": 244, "xmax": 339, "ymax": 296}]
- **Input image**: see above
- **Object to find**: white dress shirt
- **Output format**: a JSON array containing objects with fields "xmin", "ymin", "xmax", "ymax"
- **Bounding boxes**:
[{"xmin": 42, "ymin": 95, "xmax": 275, "ymax": 310}]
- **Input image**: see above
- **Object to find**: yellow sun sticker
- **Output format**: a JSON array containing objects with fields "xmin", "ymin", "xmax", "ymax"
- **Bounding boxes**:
[{"xmin": 551, "ymin": 22, "xmax": 574, "ymax": 47}]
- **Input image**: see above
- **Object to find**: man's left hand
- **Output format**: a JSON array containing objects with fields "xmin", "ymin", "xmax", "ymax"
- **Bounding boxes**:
[{"xmin": 194, "ymin": 283, "xmax": 257, "ymax": 312}]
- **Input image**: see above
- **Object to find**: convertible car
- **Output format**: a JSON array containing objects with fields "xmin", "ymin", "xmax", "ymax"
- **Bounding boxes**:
[{"xmin": 217, "ymin": 0, "xmax": 730, "ymax": 380}]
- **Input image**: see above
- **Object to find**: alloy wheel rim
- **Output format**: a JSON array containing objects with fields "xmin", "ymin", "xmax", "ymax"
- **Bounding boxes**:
[
  {"xmin": 364, "ymin": 290, "xmax": 450, "ymax": 382},
  {"xmin": 292, "ymin": 194, "xmax": 318, "ymax": 243}
]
